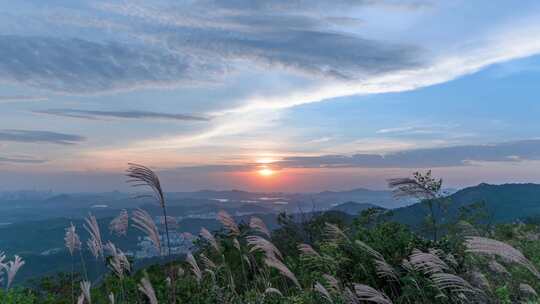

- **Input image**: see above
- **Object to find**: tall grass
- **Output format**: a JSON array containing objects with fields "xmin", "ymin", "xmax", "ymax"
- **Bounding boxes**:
[
  {"xmin": 6, "ymin": 168, "xmax": 540, "ymax": 304},
  {"xmin": 127, "ymin": 163, "xmax": 172, "ymax": 257}
]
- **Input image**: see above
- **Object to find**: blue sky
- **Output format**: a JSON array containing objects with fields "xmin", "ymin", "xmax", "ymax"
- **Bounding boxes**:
[{"xmin": 1, "ymin": 0, "xmax": 540, "ymax": 192}]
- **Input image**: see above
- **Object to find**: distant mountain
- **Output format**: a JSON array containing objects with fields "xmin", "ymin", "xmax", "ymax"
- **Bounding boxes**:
[
  {"xmin": 330, "ymin": 201, "xmax": 381, "ymax": 215},
  {"xmin": 307, "ymin": 188, "xmax": 410, "ymax": 209},
  {"xmin": 391, "ymin": 183, "xmax": 540, "ymax": 229},
  {"xmin": 0, "ymin": 187, "xmax": 407, "ymax": 224}
]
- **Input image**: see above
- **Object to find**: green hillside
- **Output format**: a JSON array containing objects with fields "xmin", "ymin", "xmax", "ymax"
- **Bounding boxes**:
[{"xmin": 391, "ymin": 183, "xmax": 540, "ymax": 230}]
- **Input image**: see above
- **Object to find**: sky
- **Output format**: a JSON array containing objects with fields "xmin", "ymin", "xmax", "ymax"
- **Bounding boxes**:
[{"xmin": 1, "ymin": 0, "xmax": 540, "ymax": 192}]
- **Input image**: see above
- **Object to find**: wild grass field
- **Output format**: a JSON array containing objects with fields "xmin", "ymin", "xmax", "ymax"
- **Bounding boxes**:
[{"xmin": 2, "ymin": 166, "xmax": 540, "ymax": 304}]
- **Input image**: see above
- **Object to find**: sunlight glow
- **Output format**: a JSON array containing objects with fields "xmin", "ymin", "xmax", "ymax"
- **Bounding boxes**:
[
  {"xmin": 258, "ymin": 167, "xmax": 275, "ymax": 177},
  {"xmin": 256, "ymin": 157, "xmax": 277, "ymax": 164}
]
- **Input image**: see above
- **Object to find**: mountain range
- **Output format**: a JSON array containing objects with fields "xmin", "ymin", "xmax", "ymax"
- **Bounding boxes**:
[
  {"xmin": 3, "ymin": 183, "xmax": 540, "ymax": 282},
  {"xmin": 390, "ymin": 183, "xmax": 540, "ymax": 229}
]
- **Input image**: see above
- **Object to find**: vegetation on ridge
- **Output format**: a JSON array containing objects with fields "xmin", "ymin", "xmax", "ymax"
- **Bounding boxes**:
[{"xmin": 2, "ymin": 168, "xmax": 540, "ymax": 303}]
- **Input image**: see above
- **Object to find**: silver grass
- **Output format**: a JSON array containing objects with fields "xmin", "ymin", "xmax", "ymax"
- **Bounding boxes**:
[
  {"xmin": 105, "ymin": 242, "xmax": 130, "ymax": 279},
  {"xmin": 199, "ymin": 253, "xmax": 217, "ymax": 270},
  {"xmin": 355, "ymin": 240, "xmax": 384, "ymax": 261},
  {"xmin": 354, "ymin": 238, "xmax": 397, "ymax": 282},
  {"xmin": 324, "ymin": 223, "xmax": 350, "ymax": 243},
  {"xmin": 0, "ymin": 252, "xmax": 4, "ymax": 285},
  {"xmin": 323, "ymin": 274, "xmax": 340, "ymax": 293},
  {"xmin": 264, "ymin": 287, "xmax": 283, "ymax": 297},
  {"xmin": 127, "ymin": 163, "xmax": 165, "ymax": 207},
  {"xmin": 138, "ymin": 275, "xmax": 158, "ymax": 304},
  {"xmin": 469, "ymin": 271, "xmax": 490, "ymax": 290},
  {"xmin": 200, "ymin": 227, "xmax": 220, "ymax": 253},
  {"xmin": 465, "ymin": 236, "xmax": 540, "ymax": 278},
  {"xmin": 186, "ymin": 252, "xmax": 202, "ymax": 283},
  {"xmin": 108, "ymin": 292, "xmax": 115, "ymax": 304},
  {"xmin": 430, "ymin": 273, "xmax": 479, "ymax": 296},
  {"xmin": 249, "ymin": 217, "xmax": 270, "ymax": 238},
  {"xmin": 353, "ymin": 284, "xmax": 393, "ymax": 304},
  {"xmin": 519, "ymin": 283, "xmax": 537, "ymax": 297},
  {"xmin": 445, "ymin": 253, "xmax": 458, "ymax": 268},
  {"xmin": 80, "ymin": 281, "xmax": 92, "ymax": 304},
  {"xmin": 488, "ymin": 260, "xmax": 509, "ymax": 276},
  {"xmin": 204, "ymin": 269, "xmax": 216, "ymax": 282},
  {"xmin": 428, "ymin": 248, "xmax": 445, "ymax": 258},
  {"xmin": 87, "ymin": 238, "xmax": 101, "ymax": 260},
  {"xmin": 84, "ymin": 213, "xmax": 104, "ymax": 259},
  {"xmin": 374, "ymin": 260, "xmax": 399, "ymax": 282},
  {"xmin": 109, "ymin": 209, "xmax": 129, "ymax": 237},
  {"xmin": 217, "ymin": 210, "xmax": 240, "ymax": 236},
  {"xmin": 409, "ymin": 249, "xmax": 450, "ymax": 274},
  {"xmin": 246, "ymin": 235, "xmax": 283, "ymax": 260},
  {"xmin": 178, "ymin": 266, "xmax": 185, "ymax": 277},
  {"xmin": 132, "ymin": 209, "xmax": 161, "ymax": 255},
  {"xmin": 298, "ymin": 243, "xmax": 321, "ymax": 258},
  {"xmin": 314, "ymin": 281, "xmax": 334, "ymax": 303},
  {"xmin": 233, "ymin": 238, "xmax": 241, "ymax": 251},
  {"xmin": 401, "ymin": 259, "xmax": 414, "ymax": 273},
  {"xmin": 264, "ymin": 257, "xmax": 300, "ymax": 288},
  {"xmin": 77, "ymin": 294, "xmax": 85, "ymax": 304},
  {"xmin": 242, "ymin": 254, "xmax": 251, "ymax": 270},
  {"xmin": 344, "ymin": 287, "xmax": 359, "ymax": 304},
  {"xmin": 5, "ymin": 255, "xmax": 25, "ymax": 289},
  {"xmin": 65, "ymin": 222, "xmax": 81, "ymax": 256},
  {"xmin": 127, "ymin": 163, "xmax": 171, "ymax": 257}
]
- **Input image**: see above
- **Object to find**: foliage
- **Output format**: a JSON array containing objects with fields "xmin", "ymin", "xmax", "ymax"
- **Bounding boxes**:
[{"xmin": 5, "ymin": 169, "xmax": 540, "ymax": 303}]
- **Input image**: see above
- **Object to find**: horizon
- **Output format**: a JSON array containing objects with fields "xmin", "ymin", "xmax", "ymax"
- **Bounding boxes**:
[
  {"xmin": 4, "ymin": 180, "xmax": 540, "ymax": 195},
  {"xmin": 2, "ymin": 1, "xmax": 540, "ymax": 191}
]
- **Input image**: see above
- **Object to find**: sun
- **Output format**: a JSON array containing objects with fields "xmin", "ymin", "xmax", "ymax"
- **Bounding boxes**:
[{"xmin": 258, "ymin": 167, "xmax": 275, "ymax": 177}]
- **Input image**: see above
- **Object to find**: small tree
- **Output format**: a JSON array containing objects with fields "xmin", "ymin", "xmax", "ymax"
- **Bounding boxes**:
[{"xmin": 388, "ymin": 170, "xmax": 449, "ymax": 241}]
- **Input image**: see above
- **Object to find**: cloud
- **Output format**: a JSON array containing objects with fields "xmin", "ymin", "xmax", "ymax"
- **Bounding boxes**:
[
  {"xmin": 171, "ymin": 28, "xmax": 423, "ymax": 80},
  {"xmin": 201, "ymin": 0, "xmax": 428, "ymax": 13},
  {"xmin": 101, "ymin": 1, "xmax": 424, "ymax": 80},
  {"xmin": 0, "ymin": 156, "xmax": 47, "ymax": 164},
  {"xmin": 0, "ymin": 95, "xmax": 48, "ymax": 103},
  {"xmin": 0, "ymin": 1, "xmax": 427, "ymax": 94},
  {"xmin": 0, "ymin": 130, "xmax": 85, "ymax": 145},
  {"xmin": 33, "ymin": 109, "xmax": 210, "ymax": 121},
  {"xmin": 156, "ymin": 139, "xmax": 540, "ymax": 174},
  {"xmin": 271, "ymin": 140, "xmax": 540, "ymax": 169},
  {"xmin": 377, "ymin": 126, "xmax": 425, "ymax": 134},
  {"xmin": 0, "ymin": 35, "xmax": 200, "ymax": 93},
  {"xmin": 0, "ymin": 1, "xmax": 537, "ymax": 118},
  {"xmin": 375, "ymin": 124, "xmax": 464, "ymax": 137},
  {"xmin": 166, "ymin": 164, "xmax": 254, "ymax": 174}
]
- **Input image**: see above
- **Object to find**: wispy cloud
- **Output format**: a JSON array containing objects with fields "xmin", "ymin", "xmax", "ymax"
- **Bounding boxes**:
[
  {"xmin": 0, "ymin": 130, "xmax": 85, "ymax": 145},
  {"xmin": 147, "ymin": 139, "xmax": 540, "ymax": 174},
  {"xmin": 0, "ymin": 95, "xmax": 48, "ymax": 103},
  {"xmin": 0, "ymin": 35, "xmax": 198, "ymax": 93},
  {"xmin": 0, "ymin": 155, "xmax": 47, "ymax": 164},
  {"xmin": 375, "ymin": 124, "xmax": 464, "ymax": 137},
  {"xmin": 272, "ymin": 140, "xmax": 540, "ymax": 169},
  {"xmin": 0, "ymin": 1, "xmax": 538, "ymax": 120},
  {"xmin": 0, "ymin": 1, "xmax": 426, "ymax": 95},
  {"xmin": 33, "ymin": 109, "xmax": 210, "ymax": 122},
  {"xmin": 377, "ymin": 126, "xmax": 426, "ymax": 134},
  {"xmin": 98, "ymin": 1, "xmax": 424, "ymax": 80}
]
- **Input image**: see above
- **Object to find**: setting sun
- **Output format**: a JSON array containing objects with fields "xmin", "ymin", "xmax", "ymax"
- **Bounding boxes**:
[{"xmin": 258, "ymin": 168, "xmax": 275, "ymax": 177}]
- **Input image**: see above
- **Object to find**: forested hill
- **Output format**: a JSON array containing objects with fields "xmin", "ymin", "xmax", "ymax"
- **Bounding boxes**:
[{"xmin": 391, "ymin": 183, "xmax": 540, "ymax": 228}]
